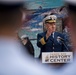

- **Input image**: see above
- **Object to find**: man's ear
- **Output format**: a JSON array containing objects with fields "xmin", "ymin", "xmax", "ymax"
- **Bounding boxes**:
[{"xmin": 67, "ymin": 17, "xmax": 72, "ymax": 29}]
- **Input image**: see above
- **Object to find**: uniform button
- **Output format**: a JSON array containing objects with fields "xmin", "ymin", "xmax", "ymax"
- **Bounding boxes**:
[{"xmin": 53, "ymin": 47, "xmax": 54, "ymax": 49}]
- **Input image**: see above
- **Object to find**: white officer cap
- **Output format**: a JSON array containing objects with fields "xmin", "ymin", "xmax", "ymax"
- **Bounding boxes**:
[
  {"xmin": 64, "ymin": 0, "xmax": 76, "ymax": 6},
  {"xmin": 0, "ymin": 0, "xmax": 26, "ymax": 4},
  {"xmin": 21, "ymin": 35, "xmax": 28, "ymax": 40},
  {"xmin": 43, "ymin": 15, "xmax": 57, "ymax": 24},
  {"xmin": 0, "ymin": 0, "xmax": 27, "ymax": 9},
  {"xmin": 64, "ymin": 0, "xmax": 76, "ymax": 12}
]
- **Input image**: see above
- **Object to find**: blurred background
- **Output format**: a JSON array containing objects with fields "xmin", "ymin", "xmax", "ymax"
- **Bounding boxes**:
[{"xmin": 18, "ymin": 0, "xmax": 69, "ymax": 58}]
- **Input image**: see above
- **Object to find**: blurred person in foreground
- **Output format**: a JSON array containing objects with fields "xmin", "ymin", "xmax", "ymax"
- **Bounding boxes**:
[
  {"xmin": 0, "ymin": 0, "xmax": 54, "ymax": 75},
  {"xmin": 37, "ymin": 15, "xmax": 68, "ymax": 58},
  {"xmin": 49, "ymin": 0, "xmax": 76, "ymax": 75}
]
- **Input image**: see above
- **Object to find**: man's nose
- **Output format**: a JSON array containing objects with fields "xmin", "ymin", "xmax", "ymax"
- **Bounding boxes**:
[{"xmin": 52, "ymin": 25, "xmax": 55, "ymax": 27}]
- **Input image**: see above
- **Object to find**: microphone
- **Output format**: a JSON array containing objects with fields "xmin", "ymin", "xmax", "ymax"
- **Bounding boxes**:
[
  {"xmin": 57, "ymin": 36, "xmax": 69, "ymax": 51},
  {"xmin": 57, "ymin": 36, "xmax": 64, "ymax": 41}
]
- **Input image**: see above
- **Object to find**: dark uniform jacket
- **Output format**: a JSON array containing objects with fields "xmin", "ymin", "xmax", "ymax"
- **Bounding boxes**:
[{"xmin": 37, "ymin": 32, "xmax": 68, "ymax": 58}]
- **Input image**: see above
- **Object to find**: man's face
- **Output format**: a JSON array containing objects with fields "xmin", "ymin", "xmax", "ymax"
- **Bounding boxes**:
[
  {"xmin": 22, "ymin": 38, "xmax": 27, "ymax": 45},
  {"xmin": 45, "ymin": 22, "xmax": 56, "ymax": 32}
]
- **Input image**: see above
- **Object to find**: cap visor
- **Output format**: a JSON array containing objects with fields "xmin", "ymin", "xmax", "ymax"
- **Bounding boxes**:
[{"xmin": 46, "ymin": 20, "xmax": 56, "ymax": 23}]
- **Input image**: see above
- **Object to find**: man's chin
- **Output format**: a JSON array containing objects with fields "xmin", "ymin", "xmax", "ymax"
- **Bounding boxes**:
[{"xmin": 53, "ymin": 30, "xmax": 56, "ymax": 32}]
